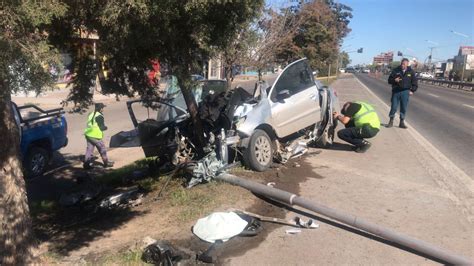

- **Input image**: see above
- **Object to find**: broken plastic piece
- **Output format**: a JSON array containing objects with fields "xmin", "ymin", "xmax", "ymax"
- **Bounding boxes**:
[
  {"xmin": 285, "ymin": 228, "xmax": 302, "ymax": 235},
  {"xmin": 294, "ymin": 217, "xmax": 319, "ymax": 229}
]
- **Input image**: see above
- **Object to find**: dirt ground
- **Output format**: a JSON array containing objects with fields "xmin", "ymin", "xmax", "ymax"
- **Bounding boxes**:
[{"xmin": 33, "ymin": 154, "xmax": 316, "ymax": 265}]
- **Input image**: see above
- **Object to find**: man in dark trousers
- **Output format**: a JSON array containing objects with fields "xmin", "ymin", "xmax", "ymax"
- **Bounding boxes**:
[
  {"xmin": 83, "ymin": 103, "xmax": 114, "ymax": 169},
  {"xmin": 333, "ymin": 101, "xmax": 381, "ymax": 153},
  {"xmin": 387, "ymin": 58, "xmax": 418, "ymax": 128}
]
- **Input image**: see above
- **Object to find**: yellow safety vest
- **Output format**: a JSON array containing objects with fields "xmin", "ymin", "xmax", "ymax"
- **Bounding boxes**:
[
  {"xmin": 84, "ymin": 111, "xmax": 104, "ymax": 139},
  {"xmin": 353, "ymin": 102, "xmax": 380, "ymax": 129}
]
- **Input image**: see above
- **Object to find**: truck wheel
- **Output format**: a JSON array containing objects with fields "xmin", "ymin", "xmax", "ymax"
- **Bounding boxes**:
[
  {"xmin": 243, "ymin": 129, "xmax": 273, "ymax": 172},
  {"xmin": 25, "ymin": 147, "xmax": 49, "ymax": 179}
]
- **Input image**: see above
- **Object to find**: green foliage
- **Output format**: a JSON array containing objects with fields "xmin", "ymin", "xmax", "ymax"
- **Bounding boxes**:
[
  {"xmin": 274, "ymin": 1, "xmax": 352, "ymax": 71},
  {"xmin": 340, "ymin": 51, "xmax": 351, "ymax": 68},
  {"xmin": 46, "ymin": 0, "xmax": 264, "ymax": 109},
  {"xmin": 0, "ymin": 0, "xmax": 67, "ymax": 95}
]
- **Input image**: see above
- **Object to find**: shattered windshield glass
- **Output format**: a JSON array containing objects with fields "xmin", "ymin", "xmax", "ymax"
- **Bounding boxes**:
[{"xmin": 161, "ymin": 77, "xmax": 227, "ymax": 112}]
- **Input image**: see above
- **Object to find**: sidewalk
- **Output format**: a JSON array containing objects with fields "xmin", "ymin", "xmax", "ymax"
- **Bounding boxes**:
[
  {"xmin": 227, "ymin": 74, "xmax": 473, "ymax": 265},
  {"xmin": 12, "ymin": 87, "xmax": 127, "ymax": 110}
]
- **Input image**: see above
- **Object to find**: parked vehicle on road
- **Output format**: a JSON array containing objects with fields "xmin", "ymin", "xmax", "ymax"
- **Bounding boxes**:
[
  {"xmin": 419, "ymin": 72, "xmax": 434, "ymax": 78},
  {"xmin": 11, "ymin": 103, "xmax": 68, "ymax": 178},
  {"xmin": 345, "ymin": 67, "xmax": 356, "ymax": 73}
]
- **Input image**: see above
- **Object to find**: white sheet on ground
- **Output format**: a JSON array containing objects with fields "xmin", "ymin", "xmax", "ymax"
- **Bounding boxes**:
[{"xmin": 193, "ymin": 212, "xmax": 248, "ymax": 243}]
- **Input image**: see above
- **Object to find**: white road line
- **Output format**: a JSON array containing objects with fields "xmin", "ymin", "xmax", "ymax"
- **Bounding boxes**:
[
  {"xmin": 428, "ymin": 93, "xmax": 440, "ymax": 98},
  {"xmin": 462, "ymin": 104, "xmax": 474, "ymax": 109}
]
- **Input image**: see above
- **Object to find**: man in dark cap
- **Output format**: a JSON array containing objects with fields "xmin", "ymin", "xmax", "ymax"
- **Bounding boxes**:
[{"xmin": 83, "ymin": 103, "xmax": 114, "ymax": 169}]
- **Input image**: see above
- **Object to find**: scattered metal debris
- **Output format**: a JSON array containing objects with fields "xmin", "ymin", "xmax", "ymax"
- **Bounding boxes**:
[
  {"xmin": 99, "ymin": 187, "xmax": 142, "ymax": 209},
  {"xmin": 186, "ymin": 152, "xmax": 226, "ymax": 188}
]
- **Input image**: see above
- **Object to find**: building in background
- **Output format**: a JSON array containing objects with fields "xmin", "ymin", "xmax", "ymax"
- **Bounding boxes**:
[
  {"xmin": 372, "ymin": 51, "xmax": 393, "ymax": 66},
  {"xmin": 453, "ymin": 46, "xmax": 474, "ymax": 81}
]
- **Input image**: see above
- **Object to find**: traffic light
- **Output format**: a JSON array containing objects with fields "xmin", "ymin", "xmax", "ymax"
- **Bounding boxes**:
[
  {"xmin": 357, "ymin": 48, "xmax": 363, "ymax": 53},
  {"xmin": 397, "ymin": 51, "xmax": 403, "ymax": 56}
]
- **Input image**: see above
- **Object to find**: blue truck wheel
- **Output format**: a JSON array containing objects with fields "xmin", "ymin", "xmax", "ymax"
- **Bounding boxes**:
[{"xmin": 25, "ymin": 147, "xmax": 49, "ymax": 179}]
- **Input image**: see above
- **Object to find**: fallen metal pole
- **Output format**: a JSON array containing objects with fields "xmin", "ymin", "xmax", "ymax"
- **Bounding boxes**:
[{"xmin": 216, "ymin": 173, "xmax": 472, "ymax": 265}]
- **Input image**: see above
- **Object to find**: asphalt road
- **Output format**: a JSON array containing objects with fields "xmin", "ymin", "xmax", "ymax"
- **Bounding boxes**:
[{"xmin": 354, "ymin": 73, "xmax": 474, "ymax": 177}]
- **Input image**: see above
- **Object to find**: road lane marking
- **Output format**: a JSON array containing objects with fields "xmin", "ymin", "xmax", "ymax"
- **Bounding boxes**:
[
  {"xmin": 462, "ymin": 104, "xmax": 474, "ymax": 109},
  {"xmin": 428, "ymin": 93, "xmax": 440, "ymax": 98}
]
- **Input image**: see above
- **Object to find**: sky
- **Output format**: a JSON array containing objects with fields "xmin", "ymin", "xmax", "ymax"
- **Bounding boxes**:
[{"xmin": 338, "ymin": 0, "xmax": 474, "ymax": 65}]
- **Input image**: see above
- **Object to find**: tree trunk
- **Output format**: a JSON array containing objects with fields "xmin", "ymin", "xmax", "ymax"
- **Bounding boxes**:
[
  {"xmin": 225, "ymin": 65, "xmax": 232, "ymax": 90},
  {"xmin": 0, "ymin": 83, "xmax": 35, "ymax": 264},
  {"xmin": 175, "ymin": 69, "xmax": 206, "ymax": 156}
]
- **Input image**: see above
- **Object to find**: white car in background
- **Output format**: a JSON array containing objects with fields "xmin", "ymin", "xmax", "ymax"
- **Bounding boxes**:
[{"xmin": 419, "ymin": 72, "xmax": 434, "ymax": 78}]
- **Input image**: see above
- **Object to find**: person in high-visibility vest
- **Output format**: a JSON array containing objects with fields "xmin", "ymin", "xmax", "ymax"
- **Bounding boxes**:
[
  {"xmin": 83, "ymin": 103, "xmax": 114, "ymax": 169},
  {"xmin": 333, "ymin": 101, "xmax": 380, "ymax": 153}
]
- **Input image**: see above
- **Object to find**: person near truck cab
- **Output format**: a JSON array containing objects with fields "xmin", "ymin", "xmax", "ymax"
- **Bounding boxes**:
[
  {"xmin": 83, "ymin": 103, "xmax": 114, "ymax": 169},
  {"xmin": 333, "ymin": 101, "xmax": 380, "ymax": 153},
  {"xmin": 387, "ymin": 58, "xmax": 418, "ymax": 128}
]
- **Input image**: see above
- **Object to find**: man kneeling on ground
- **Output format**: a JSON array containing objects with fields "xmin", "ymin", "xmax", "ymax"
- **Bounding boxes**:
[{"xmin": 333, "ymin": 101, "xmax": 381, "ymax": 153}]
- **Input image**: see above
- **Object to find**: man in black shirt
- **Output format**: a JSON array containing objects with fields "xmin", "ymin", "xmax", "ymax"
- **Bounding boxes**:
[
  {"xmin": 387, "ymin": 58, "xmax": 418, "ymax": 128},
  {"xmin": 333, "ymin": 101, "xmax": 381, "ymax": 153}
]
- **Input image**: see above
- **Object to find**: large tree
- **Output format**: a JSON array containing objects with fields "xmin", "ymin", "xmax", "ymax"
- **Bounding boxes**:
[
  {"xmin": 275, "ymin": 0, "xmax": 352, "ymax": 73},
  {"xmin": 1, "ymin": 1, "xmax": 67, "ymax": 264},
  {"xmin": 246, "ymin": 7, "xmax": 302, "ymax": 79},
  {"xmin": 1, "ymin": 0, "xmax": 263, "ymax": 263},
  {"xmin": 51, "ymin": 0, "xmax": 264, "ymax": 152}
]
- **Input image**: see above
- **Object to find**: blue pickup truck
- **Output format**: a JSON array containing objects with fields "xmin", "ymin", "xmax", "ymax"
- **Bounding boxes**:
[{"xmin": 12, "ymin": 102, "xmax": 68, "ymax": 178}]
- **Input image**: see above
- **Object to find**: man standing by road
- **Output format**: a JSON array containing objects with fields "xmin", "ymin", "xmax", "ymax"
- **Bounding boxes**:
[
  {"xmin": 83, "ymin": 103, "xmax": 114, "ymax": 169},
  {"xmin": 387, "ymin": 58, "xmax": 418, "ymax": 128},
  {"xmin": 333, "ymin": 101, "xmax": 381, "ymax": 153}
]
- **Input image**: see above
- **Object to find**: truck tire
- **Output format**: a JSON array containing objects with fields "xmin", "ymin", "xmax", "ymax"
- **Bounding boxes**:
[
  {"xmin": 243, "ymin": 129, "xmax": 273, "ymax": 172},
  {"xmin": 25, "ymin": 147, "xmax": 49, "ymax": 179}
]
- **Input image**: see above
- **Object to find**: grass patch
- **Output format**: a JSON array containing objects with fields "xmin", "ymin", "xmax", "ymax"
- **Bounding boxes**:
[
  {"xmin": 96, "ymin": 158, "xmax": 156, "ymax": 187},
  {"xmin": 136, "ymin": 177, "xmax": 163, "ymax": 191},
  {"xmin": 167, "ymin": 181, "xmax": 223, "ymax": 222},
  {"xmin": 39, "ymin": 251, "xmax": 63, "ymax": 263},
  {"xmin": 29, "ymin": 200, "xmax": 58, "ymax": 216},
  {"xmin": 320, "ymin": 77, "xmax": 337, "ymax": 86},
  {"xmin": 98, "ymin": 248, "xmax": 146, "ymax": 265}
]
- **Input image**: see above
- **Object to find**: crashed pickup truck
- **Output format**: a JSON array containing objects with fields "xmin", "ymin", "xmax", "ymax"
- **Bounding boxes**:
[{"xmin": 111, "ymin": 58, "xmax": 338, "ymax": 178}]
